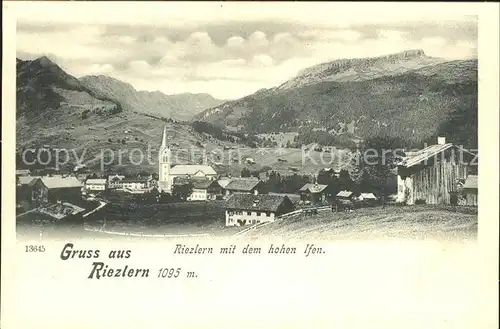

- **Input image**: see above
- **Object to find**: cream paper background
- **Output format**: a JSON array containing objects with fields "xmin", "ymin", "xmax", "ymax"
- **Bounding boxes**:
[{"xmin": 2, "ymin": 2, "xmax": 499, "ymax": 329}]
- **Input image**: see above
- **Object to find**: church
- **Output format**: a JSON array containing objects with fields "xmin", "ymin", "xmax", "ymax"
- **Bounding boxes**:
[{"xmin": 158, "ymin": 125, "xmax": 218, "ymax": 193}]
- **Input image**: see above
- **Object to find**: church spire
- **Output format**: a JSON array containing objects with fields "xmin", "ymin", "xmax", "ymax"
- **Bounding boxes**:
[{"xmin": 161, "ymin": 125, "xmax": 168, "ymax": 149}]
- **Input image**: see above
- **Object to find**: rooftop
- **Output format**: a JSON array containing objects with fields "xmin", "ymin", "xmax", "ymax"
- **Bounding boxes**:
[
  {"xmin": 399, "ymin": 143, "xmax": 476, "ymax": 168},
  {"xmin": 18, "ymin": 176, "xmax": 40, "ymax": 186},
  {"xmin": 268, "ymin": 192, "xmax": 301, "ymax": 203},
  {"xmin": 38, "ymin": 202, "xmax": 86, "ymax": 220},
  {"xmin": 225, "ymin": 193, "xmax": 293, "ymax": 212},
  {"xmin": 121, "ymin": 177, "xmax": 152, "ymax": 183},
  {"xmin": 30, "ymin": 176, "xmax": 83, "ymax": 189},
  {"xmin": 86, "ymin": 178, "xmax": 107, "ymax": 185},
  {"xmin": 299, "ymin": 183, "xmax": 328, "ymax": 194},
  {"xmin": 170, "ymin": 165, "xmax": 218, "ymax": 176},
  {"xmin": 337, "ymin": 190, "xmax": 353, "ymax": 198},
  {"xmin": 463, "ymin": 175, "xmax": 478, "ymax": 189},
  {"xmin": 217, "ymin": 178, "xmax": 232, "ymax": 188},
  {"xmin": 359, "ymin": 193, "xmax": 378, "ymax": 200},
  {"xmin": 224, "ymin": 178, "xmax": 261, "ymax": 191}
]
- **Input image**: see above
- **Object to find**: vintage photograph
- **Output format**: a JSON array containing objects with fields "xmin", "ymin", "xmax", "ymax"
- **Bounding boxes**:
[{"xmin": 15, "ymin": 5, "xmax": 478, "ymax": 241}]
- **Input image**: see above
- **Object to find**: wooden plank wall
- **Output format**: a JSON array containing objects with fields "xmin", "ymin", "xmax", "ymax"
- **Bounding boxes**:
[{"xmin": 409, "ymin": 160, "xmax": 468, "ymax": 205}]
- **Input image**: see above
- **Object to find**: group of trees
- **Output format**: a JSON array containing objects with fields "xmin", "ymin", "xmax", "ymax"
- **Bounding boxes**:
[
  {"xmin": 262, "ymin": 171, "xmax": 312, "ymax": 194},
  {"xmin": 240, "ymin": 166, "xmax": 272, "ymax": 179},
  {"xmin": 293, "ymin": 131, "xmax": 358, "ymax": 149},
  {"xmin": 348, "ymin": 135, "xmax": 405, "ymax": 197},
  {"xmin": 106, "ymin": 137, "xmax": 145, "ymax": 144},
  {"xmin": 191, "ymin": 120, "xmax": 260, "ymax": 148},
  {"xmin": 257, "ymin": 135, "xmax": 404, "ymax": 198}
]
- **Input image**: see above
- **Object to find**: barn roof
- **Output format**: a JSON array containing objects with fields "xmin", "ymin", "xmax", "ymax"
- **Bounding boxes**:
[
  {"xmin": 225, "ymin": 194, "xmax": 292, "ymax": 212},
  {"xmin": 225, "ymin": 178, "xmax": 261, "ymax": 191},
  {"xmin": 30, "ymin": 176, "xmax": 83, "ymax": 189},
  {"xmin": 399, "ymin": 143, "xmax": 476, "ymax": 168},
  {"xmin": 463, "ymin": 175, "xmax": 478, "ymax": 189},
  {"xmin": 299, "ymin": 183, "xmax": 328, "ymax": 193},
  {"xmin": 170, "ymin": 165, "xmax": 217, "ymax": 176}
]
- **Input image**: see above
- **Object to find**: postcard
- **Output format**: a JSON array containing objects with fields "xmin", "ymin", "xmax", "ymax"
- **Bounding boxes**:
[{"xmin": 2, "ymin": 2, "xmax": 499, "ymax": 329}]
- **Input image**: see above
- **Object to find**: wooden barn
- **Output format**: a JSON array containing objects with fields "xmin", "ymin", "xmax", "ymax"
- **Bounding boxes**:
[{"xmin": 396, "ymin": 137, "xmax": 477, "ymax": 205}]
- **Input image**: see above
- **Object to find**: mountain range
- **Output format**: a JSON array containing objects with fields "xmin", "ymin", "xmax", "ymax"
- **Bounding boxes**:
[
  {"xmin": 16, "ymin": 56, "xmax": 224, "ymax": 123},
  {"xmin": 196, "ymin": 49, "xmax": 478, "ymax": 148},
  {"xmin": 79, "ymin": 75, "xmax": 224, "ymax": 121},
  {"xmin": 15, "ymin": 49, "xmax": 478, "ymax": 173},
  {"xmin": 15, "ymin": 57, "xmax": 226, "ymax": 172}
]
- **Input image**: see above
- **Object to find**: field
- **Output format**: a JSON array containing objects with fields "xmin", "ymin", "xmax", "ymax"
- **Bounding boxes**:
[
  {"xmin": 210, "ymin": 146, "xmax": 350, "ymax": 177},
  {"xmin": 17, "ymin": 201, "xmax": 477, "ymax": 242},
  {"xmin": 257, "ymin": 132, "xmax": 299, "ymax": 146},
  {"xmin": 245, "ymin": 205, "xmax": 478, "ymax": 241},
  {"xmin": 86, "ymin": 201, "xmax": 228, "ymax": 234},
  {"xmin": 17, "ymin": 105, "xmax": 351, "ymax": 178}
]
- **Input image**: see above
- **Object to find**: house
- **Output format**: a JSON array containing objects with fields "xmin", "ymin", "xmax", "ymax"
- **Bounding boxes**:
[
  {"xmin": 17, "ymin": 175, "xmax": 40, "ymax": 201},
  {"xmin": 29, "ymin": 176, "xmax": 83, "ymax": 204},
  {"xmin": 120, "ymin": 176, "xmax": 153, "ymax": 193},
  {"xmin": 396, "ymin": 137, "xmax": 477, "ymax": 205},
  {"xmin": 225, "ymin": 194, "xmax": 295, "ymax": 226},
  {"xmin": 108, "ymin": 174, "xmax": 126, "ymax": 189},
  {"xmin": 224, "ymin": 178, "xmax": 264, "ymax": 197},
  {"xmin": 189, "ymin": 179, "xmax": 222, "ymax": 201},
  {"xmin": 298, "ymin": 183, "xmax": 328, "ymax": 203},
  {"xmin": 174, "ymin": 177, "xmax": 223, "ymax": 201},
  {"xmin": 462, "ymin": 175, "xmax": 478, "ymax": 206},
  {"xmin": 336, "ymin": 190, "xmax": 355, "ymax": 201},
  {"xmin": 357, "ymin": 193, "xmax": 378, "ymax": 206},
  {"xmin": 85, "ymin": 178, "xmax": 107, "ymax": 191}
]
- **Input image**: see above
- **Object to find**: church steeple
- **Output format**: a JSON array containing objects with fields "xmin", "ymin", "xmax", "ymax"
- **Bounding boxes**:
[
  {"xmin": 161, "ymin": 125, "xmax": 168, "ymax": 149},
  {"xmin": 158, "ymin": 124, "xmax": 172, "ymax": 193}
]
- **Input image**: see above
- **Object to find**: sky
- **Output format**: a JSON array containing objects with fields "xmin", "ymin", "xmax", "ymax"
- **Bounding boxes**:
[{"xmin": 13, "ymin": 2, "xmax": 478, "ymax": 100}]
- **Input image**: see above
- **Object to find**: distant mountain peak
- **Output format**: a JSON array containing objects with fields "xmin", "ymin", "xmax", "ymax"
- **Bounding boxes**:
[
  {"xmin": 274, "ymin": 49, "xmax": 442, "ymax": 91},
  {"xmin": 34, "ymin": 55, "xmax": 56, "ymax": 67}
]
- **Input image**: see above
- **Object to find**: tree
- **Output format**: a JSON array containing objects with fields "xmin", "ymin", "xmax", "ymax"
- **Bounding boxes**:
[
  {"xmin": 337, "ymin": 169, "xmax": 353, "ymax": 192},
  {"xmin": 359, "ymin": 136, "xmax": 405, "ymax": 197},
  {"xmin": 349, "ymin": 150, "xmax": 364, "ymax": 194},
  {"xmin": 241, "ymin": 168, "xmax": 251, "ymax": 177},
  {"xmin": 250, "ymin": 170, "xmax": 260, "ymax": 179},
  {"xmin": 172, "ymin": 183, "xmax": 193, "ymax": 201},
  {"xmin": 159, "ymin": 191, "xmax": 173, "ymax": 203},
  {"xmin": 81, "ymin": 109, "xmax": 90, "ymax": 120}
]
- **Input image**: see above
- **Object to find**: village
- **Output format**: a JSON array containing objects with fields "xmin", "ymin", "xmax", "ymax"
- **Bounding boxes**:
[{"xmin": 15, "ymin": 125, "xmax": 478, "ymax": 237}]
